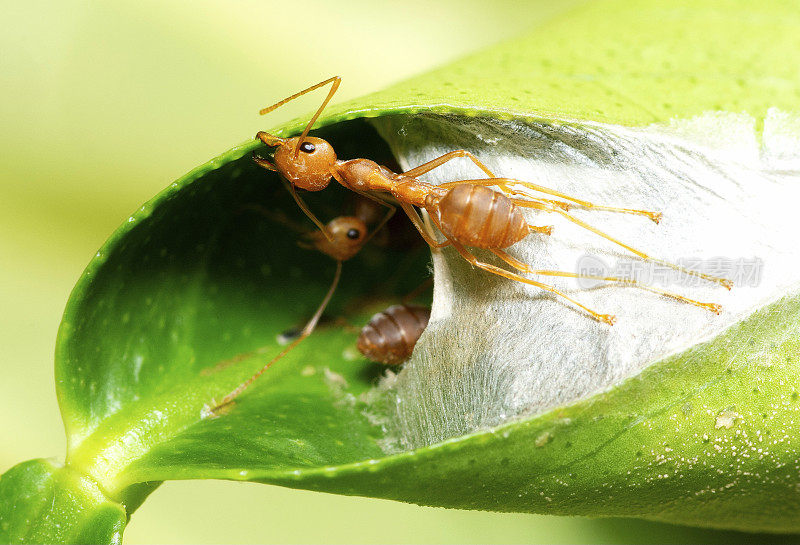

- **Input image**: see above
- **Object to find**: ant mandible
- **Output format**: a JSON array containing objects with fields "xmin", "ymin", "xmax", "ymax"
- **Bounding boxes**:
[{"xmin": 253, "ymin": 76, "xmax": 732, "ymax": 326}]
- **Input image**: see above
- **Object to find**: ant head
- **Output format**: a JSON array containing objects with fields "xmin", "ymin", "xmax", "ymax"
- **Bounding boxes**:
[
  {"xmin": 271, "ymin": 136, "xmax": 337, "ymax": 191},
  {"xmin": 255, "ymin": 76, "xmax": 343, "ymax": 192},
  {"xmin": 254, "ymin": 132, "xmax": 336, "ymax": 191},
  {"xmin": 309, "ymin": 216, "xmax": 368, "ymax": 261}
]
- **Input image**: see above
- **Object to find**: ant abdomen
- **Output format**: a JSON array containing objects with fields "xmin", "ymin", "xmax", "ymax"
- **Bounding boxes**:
[
  {"xmin": 357, "ymin": 304, "xmax": 430, "ymax": 365},
  {"xmin": 437, "ymin": 184, "xmax": 528, "ymax": 249}
]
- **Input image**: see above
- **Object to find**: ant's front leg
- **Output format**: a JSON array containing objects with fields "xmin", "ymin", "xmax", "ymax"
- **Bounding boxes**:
[
  {"xmin": 402, "ymin": 150, "xmax": 497, "ymax": 179},
  {"xmin": 280, "ymin": 179, "xmax": 334, "ymax": 242}
]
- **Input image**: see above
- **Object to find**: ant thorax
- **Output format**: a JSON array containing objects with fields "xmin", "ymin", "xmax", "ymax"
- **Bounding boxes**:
[
  {"xmin": 333, "ymin": 158, "xmax": 388, "ymax": 192},
  {"xmin": 334, "ymin": 159, "xmax": 441, "ymax": 208}
]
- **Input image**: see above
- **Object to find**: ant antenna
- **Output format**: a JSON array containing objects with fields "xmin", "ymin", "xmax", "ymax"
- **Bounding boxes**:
[{"xmin": 259, "ymin": 76, "xmax": 341, "ymax": 158}]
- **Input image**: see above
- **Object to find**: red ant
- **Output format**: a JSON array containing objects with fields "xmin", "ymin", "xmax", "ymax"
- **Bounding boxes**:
[{"xmin": 252, "ymin": 76, "xmax": 732, "ymax": 326}]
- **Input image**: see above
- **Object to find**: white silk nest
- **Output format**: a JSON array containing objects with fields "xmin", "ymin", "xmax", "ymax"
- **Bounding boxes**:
[{"xmin": 367, "ymin": 110, "xmax": 800, "ymax": 451}]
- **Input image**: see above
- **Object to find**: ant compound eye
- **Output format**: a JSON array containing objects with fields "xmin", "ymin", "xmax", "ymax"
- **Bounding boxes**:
[
  {"xmin": 346, "ymin": 228, "xmax": 361, "ymax": 240},
  {"xmin": 299, "ymin": 141, "xmax": 316, "ymax": 153}
]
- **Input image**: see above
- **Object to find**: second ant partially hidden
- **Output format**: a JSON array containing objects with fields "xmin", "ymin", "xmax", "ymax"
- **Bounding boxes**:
[
  {"xmin": 210, "ymin": 198, "xmax": 426, "ymax": 412},
  {"xmin": 252, "ymin": 76, "xmax": 732, "ymax": 326}
]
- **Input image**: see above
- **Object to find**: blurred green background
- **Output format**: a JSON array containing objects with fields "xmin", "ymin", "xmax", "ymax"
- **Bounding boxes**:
[{"xmin": 0, "ymin": 1, "xmax": 786, "ymax": 543}]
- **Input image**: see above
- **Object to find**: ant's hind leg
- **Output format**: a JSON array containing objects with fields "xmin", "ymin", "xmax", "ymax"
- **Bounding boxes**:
[
  {"xmin": 551, "ymin": 209, "xmax": 733, "ymax": 290},
  {"xmin": 442, "ymin": 237, "xmax": 616, "ymax": 325},
  {"xmin": 490, "ymin": 249, "xmax": 722, "ymax": 314},
  {"xmin": 507, "ymin": 201, "xmax": 732, "ymax": 290},
  {"xmin": 444, "ymin": 178, "xmax": 662, "ymax": 223},
  {"xmin": 399, "ymin": 149, "xmax": 660, "ymax": 224},
  {"xmin": 434, "ymin": 179, "xmax": 573, "ymax": 212},
  {"xmin": 402, "ymin": 152, "xmax": 660, "ymax": 223},
  {"xmin": 510, "ymin": 197, "xmax": 572, "ymax": 212}
]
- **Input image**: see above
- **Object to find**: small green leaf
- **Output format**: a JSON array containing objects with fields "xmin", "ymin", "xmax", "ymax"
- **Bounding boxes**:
[{"xmin": 3, "ymin": 0, "xmax": 800, "ymax": 542}]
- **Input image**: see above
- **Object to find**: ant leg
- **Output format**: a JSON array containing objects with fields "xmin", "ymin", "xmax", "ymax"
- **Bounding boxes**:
[
  {"xmin": 510, "ymin": 197, "xmax": 570, "ymax": 211},
  {"xmin": 528, "ymin": 224, "xmax": 554, "ymax": 236},
  {"xmin": 504, "ymin": 199, "xmax": 731, "ymax": 290},
  {"xmin": 441, "ymin": 236, "xmax": 616, "ymax": 325},
  {"xmin": 350, "ymin": 189, "xmax": 396, "ymax": 244},
  {"xmin": 400, "ymin": 202, "xmax": 451, "ymax": 249},
  {"xmin": 281, "ymin": 179, "xmax": 333, "ymax": 242},
  {"xmin": 443, "ymin": 178, "xmax": 662, "ymax": 223},
  {"xmin": 331, "ymin": 167, "xmax": 397, "ymax": 239},
  {"xmin": 434, "ymin": 179, "xmax": 571, "ymax": 211},
  {"xmin": 402, "ymin": 150, "xmax": 497, "ymax": 179},
  {"xmin": 551, "ymin": 208, "xmax": 733, "ymax": 289},
  {"xmin": 429, "ymin": 178, "xmax": 572, "ymax": 212},
  {"xmin": 491, "ymin": 249, "xmax": 722, "ymax": 314},
  {"xmin": 399, "ymin": 148, "xmax": 659, "ymax": 223},
  {"xmin": 527, "ymin": 199, "xmax": 571, "ymax": 211},
  {"xmin": 209, "ymin": 260, "xmax": 343, "ymax": 413}
]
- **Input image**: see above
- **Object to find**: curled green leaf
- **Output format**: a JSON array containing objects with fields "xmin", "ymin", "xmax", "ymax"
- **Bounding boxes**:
[{"xmin": 2, "ymin": 0, "xmax": 800, "ymax": 541}]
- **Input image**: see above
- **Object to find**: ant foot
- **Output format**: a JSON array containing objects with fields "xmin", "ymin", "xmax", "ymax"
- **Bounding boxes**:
[
  {"xmin": 597, "ymin": 313, "xmax": 617, "ymax": 326},
  {"xmin": 720, "ymin": 279, "xmax": 734, "ymax": 291}
]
